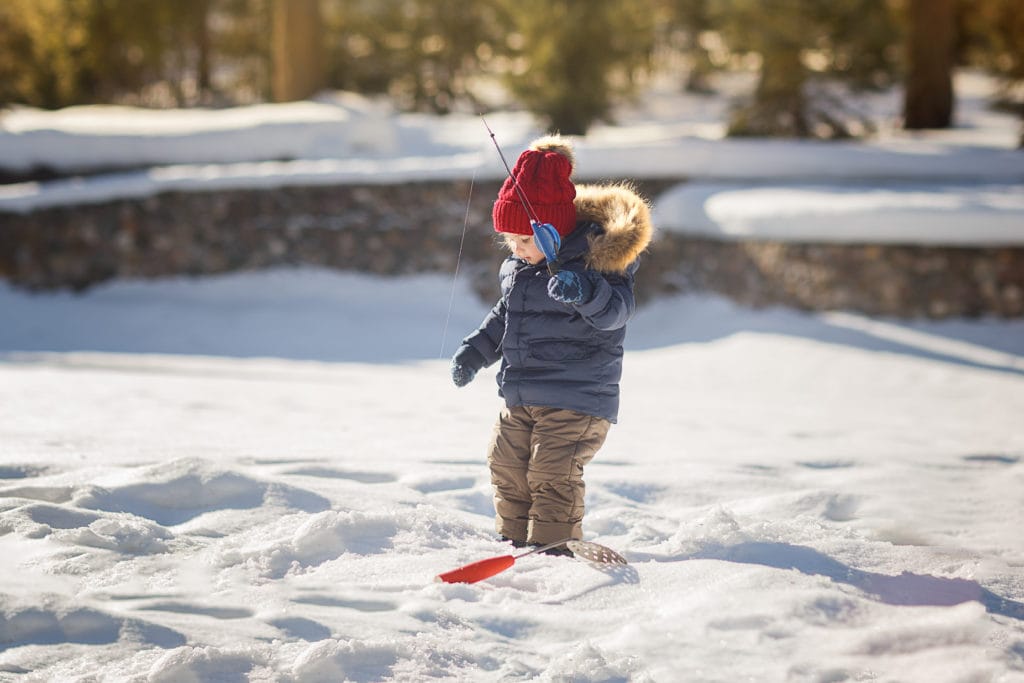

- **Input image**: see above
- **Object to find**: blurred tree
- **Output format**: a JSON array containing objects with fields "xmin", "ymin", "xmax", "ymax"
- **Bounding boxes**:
[
  {"xmin": 126, "ymin": 0, "xmax": 217, "ymax": 106},
  {"xmin": 500, "ymin": 0, "xmax": 657, "ymax": 135},
  {"xmin": 714, "ymin": 0, "xmax": 899, "ymax": 138},
  {"xmin": 2, "ymin": 0, "xmax": 1018, "ymax": 150},
  {"xmin": 658, "ymin": 0, "xmax": 718, "ymax": 94},
  {"xmin": 0, "ymin": 0, "xmax": 105, "ymax": 108},
  {"xmin": 902, "ymin": 0, "xmax": 955, "ymax": 129},
  {"xmin": 961, "ymin": 0, "xmax": 1024, "ymax": 146},
  {"xmin": 0, "ymin": 0, "xmax": 230, "ymax": 108},
  {"xmin": 210, "ymin": 0, "xmax": 273, "ymax": 104},
  {"xmin": 271, "ymin": 0, "xmax": 325, "ymax": 101},
  {"xmin": 0, "ymin": 2, "xmax": 40, "ymax": 107},
  {"xmin": 397, "ymin": 0, "xmax": 504, "ymax": 114},
  {"xmin": 322, "ymin": 0, "xmax": 503, "ymax": 114},
  {"xmin": 161, "ymin": 0, "xmax": 214, "ymax": 104}
]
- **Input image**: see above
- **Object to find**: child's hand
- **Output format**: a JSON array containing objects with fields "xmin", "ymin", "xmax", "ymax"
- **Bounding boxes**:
[
  {"xmin": 450, "ymin": 344, "xmax": 485, "ymax": 387},
  {"xmin": 547, "ymin": 270, "xmax": 593, "ymax": 305}
]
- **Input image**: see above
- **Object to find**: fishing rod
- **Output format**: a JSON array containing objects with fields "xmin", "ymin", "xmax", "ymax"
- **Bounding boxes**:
[
  {"xmin": 480, "ymin": 116, "xmax": 562, "ymax": 273},
  {"xmin": 436, "ymin": 538, "xmax": 628, "ymax": 584},
  {"xmin": 481, "ymin": 116, "xmax": 541, "ymax": 225}
]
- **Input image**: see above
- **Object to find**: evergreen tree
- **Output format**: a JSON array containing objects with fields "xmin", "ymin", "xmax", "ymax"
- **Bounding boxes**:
[
  {"xmin": 0, "ymin": 0, "xmax": 101, "ymax": 108},
  {"xmin": 499, "ymin": 0, "xmax": 656, "ymax": 135},
  {"xmin": 0, "ymin": 2, "xmax": 38, "ymax": 107},
  {"xmin": 658, "ymin": 0, "xmax": 719, "ymax": 94},
  {"xmin": 321, "ymin": 0, "xmax": 501, "ymax": 113},
  {"xmin": 0, "ymin": 0, "xmax": 232, "ymax": 108},
  {"xmin": 209, "ymin": 0, "xmax": 273, "ymax": 104},
  {"xmin": 961, "ymin": 0, "xmax": 1024, "ymax": 146},
  {"xmin": 714, "ymin": 0, "xmax": 899, "ymax": 138}
]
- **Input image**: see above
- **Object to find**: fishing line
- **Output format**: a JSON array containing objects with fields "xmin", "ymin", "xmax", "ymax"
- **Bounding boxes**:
[{"xmin": 439, "ymin": 168, "xmax": 476, "ymax": 359}]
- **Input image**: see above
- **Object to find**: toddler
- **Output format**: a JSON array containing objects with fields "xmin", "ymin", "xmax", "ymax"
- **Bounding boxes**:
[{"xmin": 451, "ymin": 135, "xmax": 652, "ymax": 555}]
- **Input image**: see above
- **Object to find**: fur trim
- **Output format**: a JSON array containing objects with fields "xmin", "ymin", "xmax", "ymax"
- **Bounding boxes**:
[
  {"xmin": 575, "ymin": 183, "xmax": 653, "ymax": 273},
  {"xmin": 529, "ymin": 135, "xmax": 575, "ymax": 174}
]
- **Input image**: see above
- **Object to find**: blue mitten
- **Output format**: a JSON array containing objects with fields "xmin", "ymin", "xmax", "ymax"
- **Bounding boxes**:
[
  {"xmin": 450, "ymin": 344, "xmax": 485, "ymax": 387},
  {"xmin": 547, "ymin": 270, "xmax": 593, "ymax": 305}
]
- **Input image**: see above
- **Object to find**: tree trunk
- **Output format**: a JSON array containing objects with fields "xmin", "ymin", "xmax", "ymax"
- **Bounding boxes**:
[
  {"xmin": 903, "ymin": 0, "xmax": 954, "ymax": 129},
  {"xmin": 271, "ymin": 0, "xmax": 324, "ymax": 102}
]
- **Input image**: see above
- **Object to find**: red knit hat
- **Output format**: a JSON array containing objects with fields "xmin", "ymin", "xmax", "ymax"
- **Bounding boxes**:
[{"xmin": 493, "ymin": 136, "xmax": 577, "ymax": 237}]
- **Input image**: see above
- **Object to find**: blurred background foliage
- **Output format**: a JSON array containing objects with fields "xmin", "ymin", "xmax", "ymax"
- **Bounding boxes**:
[{"xmin": 0, "ymin": 0, "xmax": 1021, "ymax": 140}]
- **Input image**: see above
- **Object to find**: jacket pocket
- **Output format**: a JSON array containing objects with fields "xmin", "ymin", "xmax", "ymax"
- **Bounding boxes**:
[{"xmin": 528, "ymin": 339, "xmax": 592, "ymax": 362}]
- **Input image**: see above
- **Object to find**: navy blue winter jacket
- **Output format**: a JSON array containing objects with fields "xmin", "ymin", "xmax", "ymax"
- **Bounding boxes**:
[{"xmin": 458, "ymin": 184, "xmax": 653, "ymax": 423}]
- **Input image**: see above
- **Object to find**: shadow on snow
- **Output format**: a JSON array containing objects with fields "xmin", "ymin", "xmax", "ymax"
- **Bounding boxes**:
[{"xmin": 635, "ymin": 541, "xmax": 1024, "ymax": 622}]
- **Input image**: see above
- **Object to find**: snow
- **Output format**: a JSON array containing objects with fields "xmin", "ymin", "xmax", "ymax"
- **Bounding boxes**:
[
  {"xmin": 653, "ymin": 182, "xmax": 1024, "ymax": 245},
  {"xmin": 2, "ymin": 71, "xmax": 1024, "ymax": 681},
  {"xmin": 3, "ymin": 71, "xmax": 1024, "ymax": 244}
]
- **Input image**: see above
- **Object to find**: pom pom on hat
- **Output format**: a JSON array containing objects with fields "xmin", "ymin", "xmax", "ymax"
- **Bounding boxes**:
[{"xmin": 493, "ymin": 135, "xmax": 577, "ymax": 237}]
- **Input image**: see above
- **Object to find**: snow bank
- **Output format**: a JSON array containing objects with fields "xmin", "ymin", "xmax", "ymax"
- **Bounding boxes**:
[
  {"xmin": 0, "ymin": 97, "xmax": 402, "ymax": 172},
  {"xmin": 654, "ymin": 181, "xmax": 1024, "ymax": 245}
]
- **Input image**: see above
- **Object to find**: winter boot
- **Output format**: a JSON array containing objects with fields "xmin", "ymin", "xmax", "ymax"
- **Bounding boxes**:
[
  {"xmin": 502, "ymin": 536, "xmax": 528, "ymax": 549},
  {"xmin": 537, "ymin": 544, "xmax": 574, "ymax": 558}
]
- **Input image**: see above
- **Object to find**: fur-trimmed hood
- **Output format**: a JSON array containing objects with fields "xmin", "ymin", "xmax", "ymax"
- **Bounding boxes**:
[{"xmin": 574, "ymin": 183, "xmax": 653, "ymax": 274}]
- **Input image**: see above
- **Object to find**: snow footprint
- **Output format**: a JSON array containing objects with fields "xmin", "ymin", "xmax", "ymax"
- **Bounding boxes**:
[
  {"xmin": 1, "ymin": 502, "xmax": 172, "ymax": 553},
  {"xmin": 289, "ymin": 639, "xmax": 401, "ymax": 683},
  {"xmin": 147, "ymin": 646, "xmax": 258, "ymax": 683},
  {"xmin": 268, "ymin": 616, "xmax": 332, "ymax": 641},
  {"xmin": 404, "ymin": 475, "xmax": 477, "ymax": 494},
  {"xmin": 293, "ymin": 594, "xmax": 397, "ymax": 613},
  {"xmin": 217, "ymin": 510, "xmax": 402, "ymax": 578},
  {"xmin": 0, "ymin": 597, "xmax": 185, "ymax": 649},
  {"xmin": 797, "ymin": 459, "xmax": 856, "ymax": 470},
  {"xmin": 139, "ymin": 602, "xmax": 253, "ymax": 620},
  {"xmin": 402, "ymin": 473, "xmax": 493, "ymax": 518},
  {"xmin": 0, "ymin": 464, "xmax": 54, "ymax": 480},
  {"xmin": 77, "ymin": 458, "xmax": 330, "ymax": 525},
  {"xmin": 962, "ymin": 453, "xmax": 1019, "ymax": 466},
  {"xmin": 0, "ymin": 484, "xmax": 76, "ymax": 505},
  {"xmin": 599, "ymin": 480, "xmax": 665, "ymax": 504},
  {"xmin": 284, "ymin": 466, "xmax": 396, "ymax": 484}
]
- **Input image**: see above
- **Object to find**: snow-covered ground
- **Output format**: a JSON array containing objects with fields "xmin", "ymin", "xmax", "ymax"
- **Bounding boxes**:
[
  {"xmin": 1, "ymin": 270, "xmax": 1023, "ymax": 682},
  {"xmin": 2, "ymin": 71, "xmax": 1024, "ymax": 681}
]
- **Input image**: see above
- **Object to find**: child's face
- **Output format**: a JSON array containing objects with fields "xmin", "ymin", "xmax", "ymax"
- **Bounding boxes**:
[{"xmin": 505, "ymin": 234, "xmax": 545, "ymax": 265}]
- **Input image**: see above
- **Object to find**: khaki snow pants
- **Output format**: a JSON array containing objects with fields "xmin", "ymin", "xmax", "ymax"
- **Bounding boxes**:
[{"xmin": 486, "ymin": 405, "xmax": 611, "ymax": 546}]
